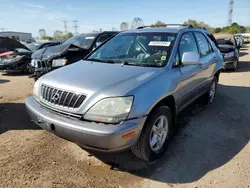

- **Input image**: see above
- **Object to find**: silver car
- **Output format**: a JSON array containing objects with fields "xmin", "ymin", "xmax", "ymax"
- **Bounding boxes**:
[{"xmin": 25, "ymin": 25, "xmax": 224, "ymax": 161}]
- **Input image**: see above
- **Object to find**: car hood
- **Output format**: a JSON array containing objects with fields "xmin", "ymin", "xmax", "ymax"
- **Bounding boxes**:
[
  {"xmin": 40, "ymin": 60, "xmax": 160, "ymax": 110},
  {"xmin": 31, "ymin": 43, "xmax": 87, "ymax": 61},
  {"xmin": 0, "ymin": 37, "xmax": 31, "ymax": 52}
]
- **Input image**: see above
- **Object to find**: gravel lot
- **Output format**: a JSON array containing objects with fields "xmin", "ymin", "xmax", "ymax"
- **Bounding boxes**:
[{"xmin": 0, "ymin": 44, "xmax": 250, "ymax": 188}]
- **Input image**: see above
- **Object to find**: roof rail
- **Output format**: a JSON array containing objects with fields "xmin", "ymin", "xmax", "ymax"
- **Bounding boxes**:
[{"xmin": 137, "ymin": 24, "xmax": 193, "ymax": 29}]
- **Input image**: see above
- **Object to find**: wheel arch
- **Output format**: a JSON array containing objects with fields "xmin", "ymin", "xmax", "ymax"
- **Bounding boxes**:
[
  {"xmin": 147, "ymin": 95, "xmax": 176, "ymax": 124},
  {"xmin": 214, "ymin": 69, "xmax": 223, "ymax": 82}
]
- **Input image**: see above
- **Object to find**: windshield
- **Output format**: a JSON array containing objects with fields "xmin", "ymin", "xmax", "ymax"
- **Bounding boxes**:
[
  {"xmin": 86, "ymin": 32, "xmax": 177, "ymax": 67},
  {"xmin": 64, "ymin": 34, "xmax": 97, "ymax": 49},
  {"xmin": 216, "ymin": 38, "xmax": 234, "ymax": 46}
]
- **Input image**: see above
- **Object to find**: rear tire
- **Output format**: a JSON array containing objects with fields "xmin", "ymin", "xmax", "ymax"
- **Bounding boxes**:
[
  {"xmin": 202, "ymin": 76, "xmax": 218, "ymax": 105},
  {"xmin": 131, "ymin": 106, "xmax": 172, "ymax": 161}
]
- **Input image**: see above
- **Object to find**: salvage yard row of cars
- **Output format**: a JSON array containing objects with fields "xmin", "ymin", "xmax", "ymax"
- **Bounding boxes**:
[
  {"xmin": 1, "ymin": 24, "xmax": 248, "ymax": 161},
  {"xmin": 0, "ymin": 29, "xmax": 247, "ymax": 79}
]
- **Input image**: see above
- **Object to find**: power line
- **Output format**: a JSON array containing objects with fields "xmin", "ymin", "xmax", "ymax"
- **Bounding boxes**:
[
  {"xmin": 61, "ymin": 20, "xmax": 68, "ymax": 33},
  {"xmin": 72, "ymin": 20, "xmax": 79, "ymax": 34}
]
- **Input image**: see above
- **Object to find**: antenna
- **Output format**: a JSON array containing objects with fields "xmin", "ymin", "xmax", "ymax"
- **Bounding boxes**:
[
  {"xmin": 227, "ymin": 0, "xmax": 234, "ymax": 26},
  {"xmin": 61, "ymin": 20, "xmax": 68, "ymax": 33},
  {"xmin": 72, "ymin": 20, "xmax": 79, "ymax": 34}
]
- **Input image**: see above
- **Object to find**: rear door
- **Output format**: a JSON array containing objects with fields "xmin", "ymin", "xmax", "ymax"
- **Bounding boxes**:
[{"xmin": 193, "ymin": 32, "xmax": 216, "ymax": 94}]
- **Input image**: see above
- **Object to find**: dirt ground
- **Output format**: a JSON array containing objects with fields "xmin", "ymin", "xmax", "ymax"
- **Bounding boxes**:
[{"xmin": 0, "ymin": 45, "xmax": 250, "ymax": 188}]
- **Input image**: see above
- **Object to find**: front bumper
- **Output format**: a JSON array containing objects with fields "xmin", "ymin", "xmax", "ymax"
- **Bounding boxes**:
[{"xmin": 25, "ymin": 96, "xmax": 146, "ymax": 152}]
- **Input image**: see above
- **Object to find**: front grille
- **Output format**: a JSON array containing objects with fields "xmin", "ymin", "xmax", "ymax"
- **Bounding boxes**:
[
  {"xmin": 34, "ymin": 60, "xmax": 47, "ymax": 68},
  {"xmin": 41, "ymin": 85, "xmax": 86, "ymax": 108}
]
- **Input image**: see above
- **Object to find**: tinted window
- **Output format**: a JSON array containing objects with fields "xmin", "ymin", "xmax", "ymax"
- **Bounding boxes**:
[
  {"xmin": 64, "ymin": 33, "xmax": 98, "ymax": 49},
  {"xmin": 178, "ymin": 32, "xmax": 198, "ymax": 61},
  {"xmin": 194, "ymin": 32, "xmax": 211, "ymax": 56},
  {"xmin": 97, "ymin": 34, "xmax": 112, "ymax": 43}
]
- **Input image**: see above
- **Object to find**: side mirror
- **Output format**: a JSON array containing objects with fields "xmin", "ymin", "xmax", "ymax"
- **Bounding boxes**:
[{"xmin": 182, "ymin": 52, "xmax": 200, "ymax": 65}]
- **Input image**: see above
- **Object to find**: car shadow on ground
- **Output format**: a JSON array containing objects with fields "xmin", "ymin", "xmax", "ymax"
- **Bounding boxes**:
[
  {"xmin": 89, "ymin": 84, "xmax": 250, "ymax": 184},
  {"xmin": 1, "ymin": 72, "xmax": 31, "ymax": 77},
  {"xmin": 0, "ymin": 103, "xmax": 40, "ymax": 134},
  {"xmin": 0, "ymin": 79, "xmax": 10, "ymax": 84},
  {"xmin": 236, "ymin": 60, "xmax": 250, "ymax": 72},
  {"xmin": 239, "ymin": 52, "xmax": 248, "ymax": 57},
  {"xmin": 224, "ymin": 60, "xmax": 250, "ymax": 73}
]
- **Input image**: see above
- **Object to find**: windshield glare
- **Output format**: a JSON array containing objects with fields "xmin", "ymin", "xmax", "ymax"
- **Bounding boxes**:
[
  {"xmin": 87, "ymin": 32, "xmax": 176, "ymax": 67},
  {"xmin": 64, "ymin": 34, "xmax": 97, "ymax": 49}
]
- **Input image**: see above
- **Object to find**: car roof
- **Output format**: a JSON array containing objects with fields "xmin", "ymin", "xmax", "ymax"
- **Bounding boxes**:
[
  {"xmin": 123, "ymin": 27, "xmax": 181, "ymax": 34},
  {"xmin": 78, "ymin": 31, "xmax": 119, "ymax": 37}
]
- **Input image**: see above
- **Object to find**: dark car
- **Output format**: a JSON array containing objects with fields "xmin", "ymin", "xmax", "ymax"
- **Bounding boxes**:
[
  {"xmin": 214, "ymin": 34, "xmax": 239, "ymax": 71},
  {"xmin": 36, "ymin": 40, "xmax": 65, "ymax": 51},
  {"xmin": 30, "ymin": 31, "xmax": 119, "ymax": 80},
  {"xmin": 0, "ymin": 37, "xmax": 33, "ymax": 74}
]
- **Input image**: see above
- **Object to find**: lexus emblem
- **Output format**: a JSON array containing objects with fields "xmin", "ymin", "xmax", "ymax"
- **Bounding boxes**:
[{"xmin": 51, "ymin": 93, "xmax": 60, "ymax": 101}]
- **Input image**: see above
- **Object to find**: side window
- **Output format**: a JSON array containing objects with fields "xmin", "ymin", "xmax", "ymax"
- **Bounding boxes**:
[
  {"xmin": 207, "ymin": 41, "xmax": 213, "ymax": 53},
  {"xmin": 178, "ymin": 32, "xmax": 198, "ymax": 61},
  {"xmin": 173, "ymin": 52, "xmax": 180, "ymax": 67},
  {"xmin": 96, "ymin": 34, "xmax": 112, "ymax": 43},
  {"xmin": 194, "ymin": 32, "xmax": 211, "ymax": 56}
]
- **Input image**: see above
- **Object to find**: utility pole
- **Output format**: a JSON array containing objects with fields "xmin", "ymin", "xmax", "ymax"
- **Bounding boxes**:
[
  {"xmin": 0, "ymin": 28, "xmax": 6, "ymax": 32},
  {"xmin": 227, "ymin": 0, "xmax": 234, "ymax": 26},
  {"xmin": 61, "ymin": 20, "xmax": 68, "ymax": 34},
  {"xmin": 72, "ymin": 20, "xmax": 79, "ymax": 34}
]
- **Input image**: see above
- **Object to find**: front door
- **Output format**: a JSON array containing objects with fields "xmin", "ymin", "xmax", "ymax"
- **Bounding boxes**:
[{"xmin": 174, "ymin": 32, "xmax": 202, "ymax": 112}]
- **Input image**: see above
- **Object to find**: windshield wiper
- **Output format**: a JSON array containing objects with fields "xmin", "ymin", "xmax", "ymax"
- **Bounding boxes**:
[
  {"xmin": 85, "ymin": 58, "xmax": 115, "ymax": 64},
  {"xmin": 122, "ymin": 62, "xmax": 163, "ymax": 67}
]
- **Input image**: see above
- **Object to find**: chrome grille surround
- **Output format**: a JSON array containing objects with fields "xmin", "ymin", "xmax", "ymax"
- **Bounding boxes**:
[{"xmin": 40, "ymin": 84, "xmax": 86, "ymax": 109}]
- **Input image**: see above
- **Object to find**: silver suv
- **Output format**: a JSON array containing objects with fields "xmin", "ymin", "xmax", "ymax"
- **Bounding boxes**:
[{"xmin": 25, "ymin": 25, "xmax": 224, "ymax": 161}]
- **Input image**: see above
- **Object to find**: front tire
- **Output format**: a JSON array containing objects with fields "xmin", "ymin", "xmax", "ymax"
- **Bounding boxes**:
[
  {"xmin": 22, "ymin": 62, "xmax": 33, "ymax": 74},
  {"xmin": 131, "ymin": 106, "xmax": 172, "ymax": 161}
]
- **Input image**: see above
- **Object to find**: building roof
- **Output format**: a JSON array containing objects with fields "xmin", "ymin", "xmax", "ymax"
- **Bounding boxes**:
[{"xmin": 0, "ymin": 31, "xmax": 31, "ymax": 35}]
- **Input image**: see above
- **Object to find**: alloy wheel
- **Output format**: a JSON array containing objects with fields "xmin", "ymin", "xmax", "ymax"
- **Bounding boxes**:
[{"xmin": 149, "ymin": 115, "xmax": 169, "ymax": 152}]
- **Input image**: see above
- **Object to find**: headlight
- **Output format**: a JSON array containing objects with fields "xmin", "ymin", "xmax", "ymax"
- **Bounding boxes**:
[
  {"xmin": 224, "ymin": 52, "xmax": 234, "ymax": 58},
  {"xmin": 33, "ymin": 80, "xmax": 40, "ymax": 101},
  {"xmin": 31, "ymin": 59, "xmax": 36, "ymax": 67},
  {"xmin": 52, "ymin": 59, "xmax": 67, "ymax": 67},
  {"xmin": 84, "ymin": 96, "xmax": 134, "ymax": 124}
]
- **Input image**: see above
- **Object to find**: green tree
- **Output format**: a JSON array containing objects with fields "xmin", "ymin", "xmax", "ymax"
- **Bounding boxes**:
[
  {"xmin": 120, "ymin": 21, "xmax": 129, "ymax": 31},
  {"xmin": 39, "ymin": 29, "xmax": 46, "ymax": 38},
  {"xmin": 64, "ymin": 32, "xmax": 73, "ymax": 39},
  {"xmin": 151, "ymin": 20, "xmax": 166, "ymax": 27},
  {"xmin": 184, "ymin": 19, "xmax": 213, "ymax": 32},
  {"xmin": 131, "ymin": 17, "xmax": 144, "ymax": 29},
  {"xmin": 214, "ymin": 27, "xmax": 222, "ymax": 33},
  {"xmin": 53, "ymin": 30, "xmax": 63, "ymax": 40}
]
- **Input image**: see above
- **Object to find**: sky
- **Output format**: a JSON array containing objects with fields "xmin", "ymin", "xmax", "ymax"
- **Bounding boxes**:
[{"xmin": 0, "ymin": 0, "xmax": 249, "ymax": 37}]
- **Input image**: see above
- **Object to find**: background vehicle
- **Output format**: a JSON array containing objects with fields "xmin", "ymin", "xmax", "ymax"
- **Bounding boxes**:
[
  {"xmin": 36, "ymin": 40, "xmax": 65, "ymax": 51},
  {"xmin": 30, "ymin": 31, "xmax": 118, "ymax": 80},
  {"xmin": 0, "ymin": 37, "xmax": 34, "ymax": 74},
  {"xmin": 214, "ymin": 34, "xmax": 239, "ymax": 70},
  {"xmin": 25, "ymin": 25, "xmax": 224, "ymax": 161}
]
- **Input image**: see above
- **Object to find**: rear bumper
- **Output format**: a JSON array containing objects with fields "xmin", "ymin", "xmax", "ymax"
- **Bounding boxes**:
[
  {"xmin": 223, "ymin": 58, "xmax": 237, "ymax": 69},
  {"xmin": 25, "ymin": 96, "xmax": 146, "ymax": 152}
]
